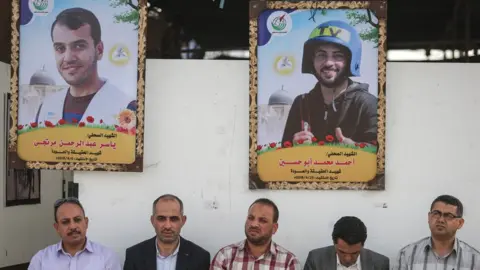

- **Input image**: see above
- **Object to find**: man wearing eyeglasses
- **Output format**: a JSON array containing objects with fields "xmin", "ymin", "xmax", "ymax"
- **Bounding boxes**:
[
  {"xmin": 28, "ymin": 197, "xmax": 121, "ymax": 270},
  {"xmin": 123, "ymin": 194, "xmax": 210, "ymax": 270},
  {"xmin": 392, "ymin": 194, "xmax": 480, "ymax": 270}
]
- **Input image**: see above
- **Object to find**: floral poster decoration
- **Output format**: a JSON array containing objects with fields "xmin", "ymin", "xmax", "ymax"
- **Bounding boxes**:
[{"xmin": 17, "ymin": 108, "xmax": 137, "ymax": 164}]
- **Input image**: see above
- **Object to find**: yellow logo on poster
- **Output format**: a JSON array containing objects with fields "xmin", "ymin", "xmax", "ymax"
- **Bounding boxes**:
[
  {"xmin": 273, "ymin": 55, "xmax": 295, "ymax": 76},
  {"xmin": 109, "ymin": 44, "xmax": 130, "ymax": 66}
]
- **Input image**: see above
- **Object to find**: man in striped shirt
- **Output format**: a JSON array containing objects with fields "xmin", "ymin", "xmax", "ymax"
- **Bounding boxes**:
[
  {"xmin": 210, "ymin": 198, "xmax": 300, "ymax": 270},
  {"xmin": 392, "ymin": 194, "xmax": 480, "ymax": 270}
]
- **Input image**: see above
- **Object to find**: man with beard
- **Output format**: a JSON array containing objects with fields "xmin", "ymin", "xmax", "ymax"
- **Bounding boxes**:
[
  {"xmin": 392, "ymin": 195, "xmax": 480, "ymax": 270},
  {"xmin": 35, "ymin": 7, "xmax": 136, "ymax": 126},
  {"xmin": 28, "ymin": 197, "xmax": 121, "ymax": 269},
  {"xmin": 281, "ymin": 20, "xmax": 377, "ymax": 146},
  {"xmin": 210, "ymin": 198, "xmax": 300, "ymax": 269},
  {"xmin": 124, "ymin": 194, "xmax": 210, "ymax": 270}
]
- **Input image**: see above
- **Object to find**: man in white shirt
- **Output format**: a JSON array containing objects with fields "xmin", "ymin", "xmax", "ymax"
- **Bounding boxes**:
[
  {"xmin": 28, "ymin": 197, "xmax": 121, "ymax": 270},
  {"xmin": 35, "ymin": 7, "xmax": 136, "ymax": 127},
  {"xmin": 304, "ymin": 216, "xmax": 389, "ymax": 270}
]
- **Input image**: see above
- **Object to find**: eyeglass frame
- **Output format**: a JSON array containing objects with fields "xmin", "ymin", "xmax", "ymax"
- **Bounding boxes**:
[{"xmin": 428, "ymin": 210, "xmax": 462, "ymax": 221}]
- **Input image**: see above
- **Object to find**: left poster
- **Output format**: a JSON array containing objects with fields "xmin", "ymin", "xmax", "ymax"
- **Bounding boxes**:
[{"xmin": 8, "ymin": 0, "xmax": 147, "ymax": 172}]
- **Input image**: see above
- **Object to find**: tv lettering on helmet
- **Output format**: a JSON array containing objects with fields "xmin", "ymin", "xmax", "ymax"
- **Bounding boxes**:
[
  {"xmin": 301, "ymin": 20, "xmax": 362, "ymax": 77},
  {"xmin": 309, "ymin": 26, "xmax": 351, "ymax": 43}
]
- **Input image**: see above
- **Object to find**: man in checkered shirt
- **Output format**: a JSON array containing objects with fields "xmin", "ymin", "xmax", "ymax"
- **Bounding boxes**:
[
  {"xmin": 210, "ymin": 198, "xmax": 300, "ymax": 270},
  {"xmin": 392, "ymin": 195, "xmax": 480, "ymax": 270}
]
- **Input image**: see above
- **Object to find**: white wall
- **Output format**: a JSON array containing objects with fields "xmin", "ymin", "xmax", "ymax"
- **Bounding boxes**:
[
  {"xmin": 74, "ymin": 60, "xmax": 480, "ymax": 267},
  {"xmin": 0, "ymin": 62, "xmax": 66, "ymax": 267}
]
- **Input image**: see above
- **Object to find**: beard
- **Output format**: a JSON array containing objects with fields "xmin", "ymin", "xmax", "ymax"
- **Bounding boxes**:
[
  {"xmin": 316, "ymin": 66, "xmax": 349, "ymax": 88},
  {"xmin": 246, "ymin": 233, "xmax": 271, "ymax": 246},
  {"xmin": 430, "ymin": 223, "xmax": 455, "ymax": 240},
  {"xmin": 157, "ymin": 230, "xmax": 179, "ymax": 244},
  {"xmin": 245, "ymin": 227, "xmax": 272, "ymax": 246},
  {"xmin": 59, "ymin": 54, "xmax": 98, "ymax": 86}
]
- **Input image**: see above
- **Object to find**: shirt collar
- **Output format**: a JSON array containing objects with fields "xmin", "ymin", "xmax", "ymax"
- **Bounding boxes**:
[
  {"xmin": 156, "ymin": 237, "xmax": 180, "ymax": 258},
  {"xmin": 56, "ymin": 238, "xmax": 93, "ymax": 254},
  {"xmin": 336, "ymin": 253, "xmax": 360, "ymax": 268},
  {"xmin": 239, "ymin": 239, "xmax": 278, "ymax": 257},
  {"xmin": 425, "ymin": 237, "xmax": 458, "ymax": 254}
]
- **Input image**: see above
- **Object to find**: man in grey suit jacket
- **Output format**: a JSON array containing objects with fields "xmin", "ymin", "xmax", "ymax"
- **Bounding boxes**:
[{"xmin": 304, "ymin": 216, "xmax": 389, "ymax": 270}]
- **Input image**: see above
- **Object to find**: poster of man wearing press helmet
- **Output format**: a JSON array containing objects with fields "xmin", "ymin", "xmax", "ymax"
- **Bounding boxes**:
[{"xmin": 249, "ymin": 1, "xmax": 387, "ymax": 190}]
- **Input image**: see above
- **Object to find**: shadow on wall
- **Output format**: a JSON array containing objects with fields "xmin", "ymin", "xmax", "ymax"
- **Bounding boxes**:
[{"xmin": 3, "ymin": 93, "xmax": 42, "ymax": 207}]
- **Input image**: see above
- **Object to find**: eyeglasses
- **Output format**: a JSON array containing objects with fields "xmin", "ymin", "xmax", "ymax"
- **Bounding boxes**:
[
  {"xmin": 54, "ymin": 197, "xmax": 80, "ymax": 208},
  {"xmin": 429, "ymin": 210, "xmax": 461, "ymax": 221}
]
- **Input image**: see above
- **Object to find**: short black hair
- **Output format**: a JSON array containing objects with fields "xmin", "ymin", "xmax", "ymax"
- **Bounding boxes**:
[
  {"xmin": 152, "ymin": 194, "xmax": 184, "ymax": 215},
  {"xmin": 54, "ymin": 197, "xmax": 85, "ymax": 223},
  {"xmin": 51, "ymin": 7, "xmax": 101, "ymax": 45},
  {"xmin": 430, "ymin": 195, "xmax": 464, "ymax": 217},
  {"xmin": 249, "ymin": 198, "xmax": 279, "ymax": 223},
  {"xmin": 332, "ymin": 216, "xmax": 367, "ymax": 246}
]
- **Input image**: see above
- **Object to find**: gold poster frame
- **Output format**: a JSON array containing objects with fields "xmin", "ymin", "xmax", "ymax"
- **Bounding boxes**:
[
  {"xmin": 249, "ymin": 0, "xmax": 387, "ymax": 190},
  {"xmin": 8, "ymin": 0, "xmax": 148, "ymax": 172}
]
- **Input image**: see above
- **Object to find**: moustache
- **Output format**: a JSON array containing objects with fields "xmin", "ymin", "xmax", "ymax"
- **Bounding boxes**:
[
  {"xmin": 62, "ymin": 61, "xmax": 82, "ymax": 68},
  {"xmin": 321, "ymin": 67, "xmax": 338, "ymax": 72},
  {"xmin": 67, "ymin": 230, "xmax": 81, "ymax": 236}
]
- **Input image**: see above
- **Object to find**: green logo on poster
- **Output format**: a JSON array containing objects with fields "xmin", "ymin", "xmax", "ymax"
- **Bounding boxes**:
[
  {"xmin": 32, "ymin": 0, "xmax": 48, "ymax": 11},
  {"xmin": 271, "ymin": 15, "xmax": 287, "ymax": 31}
]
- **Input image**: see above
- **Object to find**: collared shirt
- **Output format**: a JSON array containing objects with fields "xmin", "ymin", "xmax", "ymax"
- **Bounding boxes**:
[
  {"xmin": 210, "ymin": 239, "xmax": 301, "ymax": 270},
  {"xmin": 337, "ymin": 254, "xmax": 361, "ymax": 270},
  {"xmin": 155, "ymin": 237, "xmax": 180, "ymax": 270},
  {"xmin": 392, "ymin": 236, "xmax": 480, "ymax": 270},
  {"xmin": 28, "ymin": 239, "xmax": 121, "ymax": 270}
]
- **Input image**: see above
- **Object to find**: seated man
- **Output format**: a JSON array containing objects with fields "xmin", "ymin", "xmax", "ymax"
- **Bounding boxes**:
[
  {"xmin": 210, "ymin": 198, "xmax": 300, "ymax": 270},
  {"xmin": 124, "ymin": 194, "xmax": 210, "ymax": 270},
  {"xmin": 304, "ymin": 216, "xmax": 389, "ymax": 270},
  {"xmin": 392, "ymin": 194, "xmax": 480, "ymax": 270},
  {"xmin": 28, "ymin": 197, "xmax": 121, "ymax": 270}
]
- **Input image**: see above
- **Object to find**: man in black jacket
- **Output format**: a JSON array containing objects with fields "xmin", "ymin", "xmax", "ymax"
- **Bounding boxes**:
[
  {"xmin": 123, "ymin": 194, "xmax": 210, "ymax": 270},
  {"xmin": 281, "ymin": 20, "xmax": 377, "ymax": 147}
]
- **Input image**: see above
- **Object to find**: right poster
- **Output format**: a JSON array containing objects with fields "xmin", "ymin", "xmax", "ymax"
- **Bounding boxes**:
[{"xmin": 249, "ymin": 1, "xmax": 387, "ymax": 190}]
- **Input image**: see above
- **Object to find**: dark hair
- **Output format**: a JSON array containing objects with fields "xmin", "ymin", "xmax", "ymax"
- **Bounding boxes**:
[
  {"xmin": 54, "ymin": 197, "xmax": 85, "ymax": 223},
  {"xmin": 431, "ymin": 195, "xmax": 464, "ymax": 217},
  {"xmin": 152, "ymin": 194, "xmax": 184, "ymax": 215},
  {"xmin": 51, "ymin": 7, "xmax": 101, "ymax": 45},
  {"xmin": 249, "ymin": 198, "xmax": 279, "ymax": 223},
  {"xmin": 332, "ymin": 216, "xmax": 367, "ymax": 246}
]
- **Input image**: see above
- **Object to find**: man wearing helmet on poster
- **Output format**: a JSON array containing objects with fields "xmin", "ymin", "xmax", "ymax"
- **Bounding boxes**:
[{"xmin": 281, "ymin": 20, "xmax": 377, "ymax": 147}]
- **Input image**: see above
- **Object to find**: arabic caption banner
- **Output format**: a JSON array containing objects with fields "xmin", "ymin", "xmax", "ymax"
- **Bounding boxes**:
[
  {"xmin": 17, "ymin": 0, "xmax": 140, "ymax": 164},
  {"xmin": 256, "ymin": 8, "xmax": 379, "ymax": 183}
]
